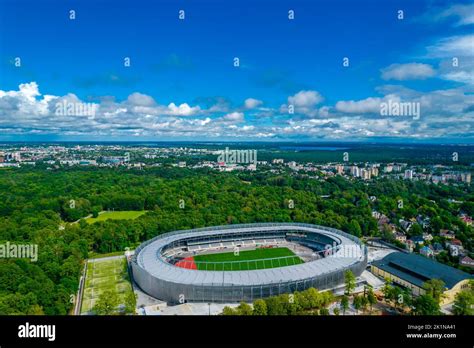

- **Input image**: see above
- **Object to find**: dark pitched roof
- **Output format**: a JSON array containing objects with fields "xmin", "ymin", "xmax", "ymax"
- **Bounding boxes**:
[{"xmin": 372, "ymin": 252, "xmax": 473, "ymax": 289}]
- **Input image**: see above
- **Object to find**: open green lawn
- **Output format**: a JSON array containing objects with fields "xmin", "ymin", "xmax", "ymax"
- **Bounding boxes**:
[
  {"xmin": 80, "ymin": 257, "xmax": 133, "ymax": 314},
  {"xmin": 85, "ymin": 210, "xmax": 147, "ymax": 224},
  {"xmin": 193, "ymin": 247, "xmax": 303, "ymax": 271}
]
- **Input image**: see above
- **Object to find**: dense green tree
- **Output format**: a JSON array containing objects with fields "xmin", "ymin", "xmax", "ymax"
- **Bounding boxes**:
[
  {"xmin": 344, "ymin": 270, "xmax": 356, "ymax": 296},
  {"xmin": 412, "ymin": 295, "xmax": 441, "ymax": 315},
  {"xmin": 93, "ymin": 290, "xmax": 119, "ymax": 315},
  {"xmin": 319, "ymin": 308, "xmax": 330, "ymax": 315},
  {"xmin": 453, "ymin": 281, "xmax": 474, "ymax": 315},
  {"xmin": 265, "ymin": 296, "xmax": 287, "ymax": 315},
  {"xmin": 408, "ymin": 224, "xmax": 423, "ymax": 237},
  {"xmin": 222, "ymin": 306, "xmax": 237, "ymax": 315},
  {"xmin": 453, "ymin": 290, "xmax": 474, "ymax": 315},
  {"xmin": 252, "ymin": 299, "xmax": 267, "ymax": 315},
  {"xmin": 221, "ymin": 288, "xmax": 335, "ymax": 315},
  {"xmin": 382, "ymin": 281, "xmax": 394, "ymax": 304},
  {"xmin": 236, "ymin": 302, "xmax": 253, "ymax": 316},
  {"xmin": 353, "ymin": 295, "xmax": 362, "ymax": 313},
  {"xmin": 423, "ymin": 279, "xmax": 446, "ymax": 303},
  {"xmin": 0, "ymin": 166, "xmax": 472, "ymax": 315},
  {"xmin": 340, "ymin": 295, "xmax": 349, "ymax": 314},
  {"xmin": 347, "ymin": 220, "xmax": 362, "ymax": 237},
  {"xmin": 366, "ymin": 285, "xmax": 377, "ymax": 311}
]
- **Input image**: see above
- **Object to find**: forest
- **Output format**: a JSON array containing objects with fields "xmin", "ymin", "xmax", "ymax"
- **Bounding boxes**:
[{"xmin": 0, "ymin": 166, "xmax": 472, "ymax": 314}]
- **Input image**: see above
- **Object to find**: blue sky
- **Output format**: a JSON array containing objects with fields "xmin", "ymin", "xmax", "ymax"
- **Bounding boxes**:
[{"xmin": 0, "ymin": 0, "xmax": 473, "ymax": 141}]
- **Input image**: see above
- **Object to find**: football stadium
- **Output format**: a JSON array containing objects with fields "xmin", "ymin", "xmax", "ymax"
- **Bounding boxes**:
[{"xmin": 131, "ymin": 223, "xmax": 368, "ymax": 303}]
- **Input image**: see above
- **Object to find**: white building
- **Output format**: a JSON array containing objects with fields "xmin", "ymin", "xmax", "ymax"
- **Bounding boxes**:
[
  {"xmin": 350, "ymin": 166, "xmax": 360, "ymax": 177},
  {"xmin": 461, "ymin": 173, "xmax": 471, "ymax": 184},
  {"xmin": 335, "ymin": 165, "xmax": 344, "ymax": 175},
  {"xmin": 360, "ymin": 169, "xmax": 371, "ymax": 180},
  {"xmin": 247, "ymin": 164, "xmax": 257, "ymax": 171}
]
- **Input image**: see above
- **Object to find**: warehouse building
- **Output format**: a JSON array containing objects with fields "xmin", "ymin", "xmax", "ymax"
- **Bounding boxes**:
[{"xmin": 371, "ymin": 252, "xmax": 473, "ymax": 305}]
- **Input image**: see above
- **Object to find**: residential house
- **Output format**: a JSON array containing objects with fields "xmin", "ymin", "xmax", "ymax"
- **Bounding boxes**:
[
  {"xmin": 420, "ymin": 245, "xmax": 434, "ymax": 258},
  {"xmin": 416, "ymin": 215, "xmax": 430, "ymax": 229},
  {"xmin": 399, "ymin": 219, "xmax": 413, "ymax": 232},
  {"xmin": 422, "ymin": 233, "xmax": 433, "ymax": 242},
  {"xmin": 394, "ymin": 232, "xmax": 407, "ymax": 243},
  {"xmin": 410, "ymin": 236, "xmax": 425, "ymax": 246},
  {"xmin": 432, "ymin": 242, "xmax": 444, "ymax": 255},
  {"xmin": 459, "ymin": 256, "xmax": 474, "ymax": 268},
  {"xmin": 449, "ymin": 244, "xmax": 461, "ymax": 257},
  {"xmin": 440, "ymin": 229, "xmax": 455, "ymax": 239},
  {"xmin": 405, "ymin": 239, "xmax": 415, "ymax": 252},
  {"xmin": 459, "ymin": 214, "xmax": 473, "ymax": 226}
]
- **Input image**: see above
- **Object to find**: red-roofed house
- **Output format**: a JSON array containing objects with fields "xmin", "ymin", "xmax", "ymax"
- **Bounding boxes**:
[{"xmin": 460, "ymin": 256, "xmax": 474, "ymax": 268}]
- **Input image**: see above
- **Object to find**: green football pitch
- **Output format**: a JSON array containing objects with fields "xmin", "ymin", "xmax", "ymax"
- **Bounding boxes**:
[
  {"xmin": 80, "ymin": 257, "xmax": 133, "ymax": 314},
  {"xmin": 85, "ymin": 210, "xmax": 147, "ymax": 224},
  {"xmin": 193, "ymin": 247, "xmax": 303, "ymax": 271}
]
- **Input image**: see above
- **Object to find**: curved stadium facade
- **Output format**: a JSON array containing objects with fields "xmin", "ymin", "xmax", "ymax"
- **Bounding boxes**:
[{"xmin": 131, "ymin": 223, "xmax": 368, "ymax": 303}]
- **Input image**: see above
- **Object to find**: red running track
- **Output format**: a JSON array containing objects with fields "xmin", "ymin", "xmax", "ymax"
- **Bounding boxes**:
[{"xmin": 175, "ymin": 256, "xmax": 197, "ymax": 270}]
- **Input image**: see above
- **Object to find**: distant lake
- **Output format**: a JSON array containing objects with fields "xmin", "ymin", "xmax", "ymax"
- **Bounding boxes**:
[{"xmin": 279, "ymin": 146, "xmax": 350, "ymax": 151}]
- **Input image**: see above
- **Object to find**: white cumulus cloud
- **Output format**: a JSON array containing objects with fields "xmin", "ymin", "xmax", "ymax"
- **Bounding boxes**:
[
  {"xmin": 335, "ymin": 97, "xmax": 386, "ymax": 114},
  {"xmin": 288, "ymin": 90, "xmax": 323, "ymax": 108},
  {"xmin": 166, "ymin": 102, "xmax": 201, "ymax": 116},
  {"xmin": 381, "ymin": 63, "xmax": 436, "ymax": 80},
  {"xmin": 434, "ymin": 4, "xmax": 474, "ymax": 26},
  {"xmin": 244, "ymin": 98, "xmax": 263, "ymax": 109},
  {"xmin": 220, "ymin": 112, "xmax": 244, "ymax": 123}
]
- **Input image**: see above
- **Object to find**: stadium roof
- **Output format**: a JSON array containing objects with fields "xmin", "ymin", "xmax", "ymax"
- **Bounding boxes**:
[
  {"xmin": 135, "ymin": 223, "xmax": 366, "ymax": 287},
  {"xmin": 372, "ymin": 252, "xmax": 473, "ymax": 289}
]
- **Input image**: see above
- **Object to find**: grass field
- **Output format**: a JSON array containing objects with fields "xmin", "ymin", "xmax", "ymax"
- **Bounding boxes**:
[
  {"xmin": 80, "ymin": 257, "xmax": 134, "ymax": 314},
  {"xmin": 85, "ymin": 210, "xmax": 147, "ymax": 224},
  {"xmin": 193, "ymin": 247, "xmax": 303, "ymax": 271}
]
